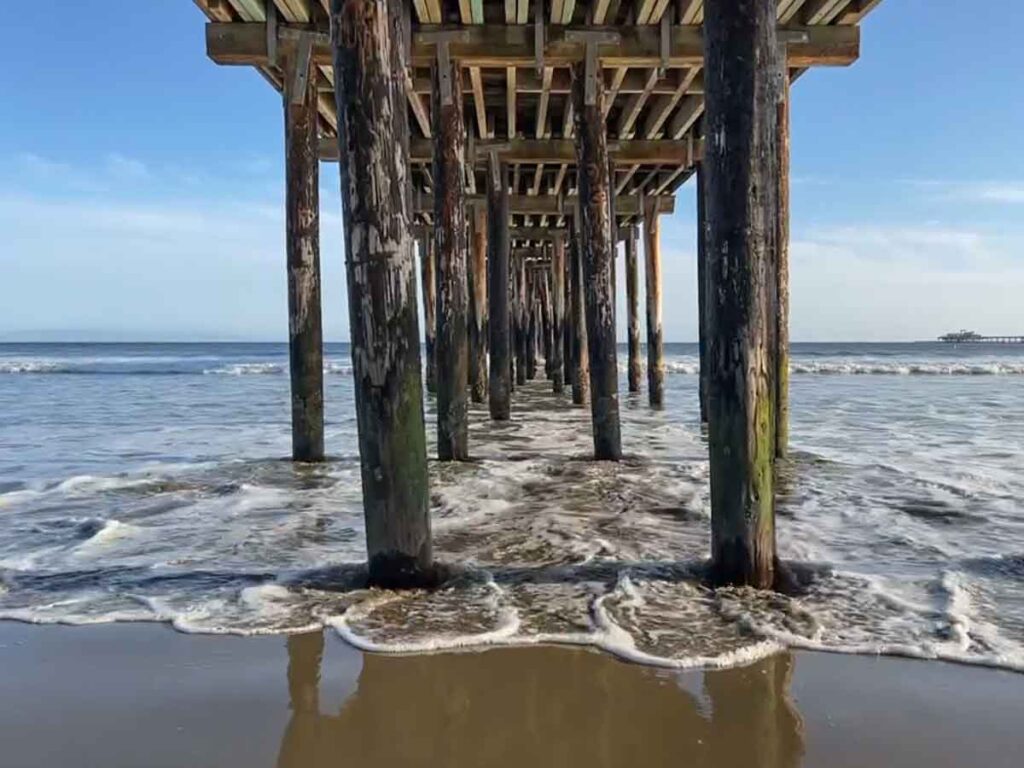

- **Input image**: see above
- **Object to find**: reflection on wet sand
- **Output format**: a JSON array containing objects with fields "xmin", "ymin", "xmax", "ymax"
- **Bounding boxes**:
[{"xmin": 278, "ymin": 632, "xmax": 804, "ymax": 768}]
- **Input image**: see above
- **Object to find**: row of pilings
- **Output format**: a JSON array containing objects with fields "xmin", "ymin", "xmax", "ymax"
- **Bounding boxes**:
[{"xmin": 280, "ymin": 0, "xmax": 790, "ymax": 592}]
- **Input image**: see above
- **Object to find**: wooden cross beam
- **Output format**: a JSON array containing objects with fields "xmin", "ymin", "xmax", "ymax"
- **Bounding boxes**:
[
  {"xmin": 319, "ymin": 137, "xmax": 697, "ymax": 165},
  {"xmin": 207, "ymin": 23, "xmax": 860, "ymax": 70},
  {"xmin": 410, "ymin": 193, "xmax": 675, "ymax": 216}
]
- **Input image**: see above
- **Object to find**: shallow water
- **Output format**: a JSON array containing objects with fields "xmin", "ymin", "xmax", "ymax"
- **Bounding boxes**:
[{"xmin": 1, "ymin": 342, "xmax": 1023, "ymax": 671}]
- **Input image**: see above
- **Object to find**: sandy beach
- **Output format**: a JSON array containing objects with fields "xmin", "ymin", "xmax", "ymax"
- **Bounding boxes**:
[{"xmin": 1, "ymin": 621, "xmax": 1021, "ymax": 768}]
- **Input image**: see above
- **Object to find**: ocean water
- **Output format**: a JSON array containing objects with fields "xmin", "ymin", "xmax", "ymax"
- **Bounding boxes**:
[{"xmin": 1, "ymin": 342, "xmax": 1023, "ymax": 672}]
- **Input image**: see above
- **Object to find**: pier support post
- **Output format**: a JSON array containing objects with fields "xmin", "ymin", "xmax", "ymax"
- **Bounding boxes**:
[
  {"xmin": 283, "ymin": 37, "xmax": 325, "ymax": 462},
  {"xmin": 515, "ymin": 256, "xmax": 528, "ymax": 386},
  {"xmin": 487, "ymin": 159, "xmax": 512, "ymax": 420},
  {"xmin": 563, "ymin": 250, "xmax": 573, "ymax": 388},
  {"xmin": 569, "ymin": 221, "xmax": 590, "ymax": 406},
  {"xmin": 704, "ymin": 0, "xmax": 779, "ymax": 588},
  {"xmin": 625, "ymin": 225, "xmax": 642, "ymax": 394},
  {"xmin": 775, "ymin": 69, "xmax": 791, "ymax": 458},
  {"xmin": 419, "ymin": 237, "xmax": 437, "ymax": 394},
  {"xmin": 331, "ymin": 0, "xmax": 432, "ymax": 587},
  {"xmin": 469, "ymin": 206, "xmax": 489, "ymax": 404},
  {"xmin": 643, "ymin": 200, "xmax": 665, "ymax": 408},
  {"xmin": 697, "ymin": 161, "xmax": 709, "ymax": 424},
  {"xmin": 527, "ymin": 270, "xmax": 538, "ymax": 380},
  {"xmin": 572, "ymin": 57, "xmax": 622, "ymax": 460},
  {"xmin": 551, "ymin": 236, "xmax": 566, "ymax": 393},
  {"xmin": 432, "ymin": 43, "xmax": 470, "ymax": 461}
]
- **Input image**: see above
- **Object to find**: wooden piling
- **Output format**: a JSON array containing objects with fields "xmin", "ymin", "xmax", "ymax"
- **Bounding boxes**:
[
  {"xmin": 569, "ymin": 222, "xmax": 590, "ymax": 406},
  {"xmin": 776, "ymin": 72, "xmax": 791, "ymax": 458},
  {"xmin": 697, "ymin": 161, "xmax": 709, "ymax": 424},
  {"xmin": 487, "ymin": 160, "xmax": 512, "ymax": 420},
  {"xmin": 551, "ymin": 236, "xmax": 566, "ymax": 393},
  {"xmin": 515, "ymin": 255, "xmax": 528, "ymax": 385},
  {"xmin": 572, "ymin": 60, "xmax": 622, "ymax": 460},
  {"xmin": 419, "ymin": 237, "xmax": 437, "ymax": 394},
  {"xmin": 624, "ymin": 225, "xmax": 642, "ymax": 394},
  {"xmin": 562, "ymin": 249, "xmax": 572, "ymax": 388},
  {"xmin": 469, "ymin": 206, "xmax": 488, "ymax": 404},
  {"xmin": 526, "ymin": 269, "xmax": 538, "ymax": 380},
  {"xmin": 330, "ymin": 0, "xmax": 432, "ymax": 588},
  {"xmin": 643, "ymin": 202, "xmax": 665, "ymax": 408},
  {"xmin": 283, "ymin": 40, "xmax": 325, "ymax": 463},
  {"xmin": 432, "ymin": 48, "xmax": 470, "ymax": 461},
  {"xmin": 703, "ymin": 0, "xmax": 779, "ymax": 589}
]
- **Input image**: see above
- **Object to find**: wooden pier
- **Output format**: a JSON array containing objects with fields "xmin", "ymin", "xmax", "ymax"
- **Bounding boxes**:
[{"xmin": 195, "ymin": 0, "xmax": 881, "ymax": 589}]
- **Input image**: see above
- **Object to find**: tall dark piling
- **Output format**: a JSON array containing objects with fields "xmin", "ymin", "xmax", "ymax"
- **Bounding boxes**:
[
  {"xmin": 569, "ymin": 223, "xmax": 590, "ymax": 406},
  {"xmin": 431, "ymin": 46, "xmax": 469, "ymax": 461},
  {"xmin": 469, "ymin": 206, "xmax": 488, "ymax": 404},
  {"xmin": 283, "ymin": 38, "xmax": 324, "ymax": 462},
  {"xmin": 697, "ymin": 161, "xmax": 709, "ymax": 424},
  {"xmin": 515, "ymin": 255, "xmax": 528, "ymax": 386},
  {"xmin": 487, "ymin": 160, "xmax": 511, "ymax": 420},
  {"xmin": 776, "ymin": 71, "xmax": 791, "ymax": 458},
  {"xmin": 419, "ymin": 237, "xmax": 437, "ymax": 394},
  {"xmin": 643, "ymin": 201, "xmax": 665, "ymax": 408},
  {"xmin": 551, "ymin": 236, "xmax": 566, "ymax": 393},
  {"xmin": 572, "ymin": 59, "xmax": 621, "ymax": 460},
  {"xmin": 703, "ymin": 0, "xmax": 779, "ymax": 588},
  {"xmin": 624, "ymin": 225, "xmax": 642, "ymax": 394},
  {"xmin": 330, "ymin": 0, "xmax": 432, "ymax": 587}
]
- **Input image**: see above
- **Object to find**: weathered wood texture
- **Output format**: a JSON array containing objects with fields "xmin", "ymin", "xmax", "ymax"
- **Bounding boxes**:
[
  {"xmin": 551, "ymin": 236, "xmax": 566, "ymax": 394},
  {"xmin": 331, "ymin": 0, "xmax": 432, "ymax": 588},
  {"xmin": 562, "ymin": 247, "xmax": 572, "ymax": 387},
  {"xmin": 704, "ymin": 0, "xmax": 779, "ymax": 589},
  {"xmin": 526, "ymin": 270, "xmax": 538, "ymax": 380},
  {"xmin": 643, "ymin": 204, "xmax": 665, "ymax": 407},
  {"xmin": 432, "ymin": 53, "xmax": 470, "ymax": 461},
  {"xmin": 284, "ymin": 43, "xmax": 325, "ymax": 463},
  {"xmin": 515, "ymin": 256, "xmax": 528, "ymax": 385},
  {"xmin": 697, "ymin": 160, "xmax": 709, "ymax": 424},
  {"xmin": 624, "ymin": 225, "xmax": 642, "ymax": 394},
  {"xmin": 419, "ymin": 237, "xmax": 437, "ymax": 394},
  {"xmin": 487, "ymin": 162, "xmax": 512, "ymax": 420},
  {"xmin": 776, "ymin": 74, "xmax": 791, "ymax": 459},
  {"xmin": 469, "ymin": 206, "xmax": 489, "ymax": 404},
  {"xmin": 572, "ymin": 62, "xmax": 621, "ymax": 461},
  {"xmin": 569, "ymin": 221, "xmax": 590, "ymax": 406}
]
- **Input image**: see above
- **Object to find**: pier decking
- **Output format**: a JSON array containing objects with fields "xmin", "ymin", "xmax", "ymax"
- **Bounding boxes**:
[{"xmin": 193, "ymin": 0, "xmax": 882, "ymax": 589}]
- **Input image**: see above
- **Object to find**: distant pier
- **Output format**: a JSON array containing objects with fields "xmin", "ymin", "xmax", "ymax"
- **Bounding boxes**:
[{"xmin": 939, "ymin": 330, "xmax": 1024, "ymax": 344}]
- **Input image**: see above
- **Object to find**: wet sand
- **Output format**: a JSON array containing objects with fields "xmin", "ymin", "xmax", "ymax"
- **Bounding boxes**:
[{"xmin": 1, "ymin": 622, "xmax": 1021, "ymax": 768}]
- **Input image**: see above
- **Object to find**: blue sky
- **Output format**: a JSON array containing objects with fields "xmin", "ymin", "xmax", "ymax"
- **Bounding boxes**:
[{"xmin": 2, "ymin": 1, "xmax": 1023, "ymax": 342}]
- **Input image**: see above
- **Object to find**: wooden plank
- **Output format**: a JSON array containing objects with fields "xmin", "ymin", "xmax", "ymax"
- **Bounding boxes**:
[
  {"xmin": 637, "ymin": 0, "xmax": 660, "ymax": 24},
  {"xmin": 838, "ymin": 0, "xmax": 884, "ymax": 25},
  {"xmin": 208, "ymin": 23, "xmax": 861, "ymax": 69},
  {"xmin": 642, "ymin": 66, "xmax": 699, "ymax": 137},
  {"xmin": 469, "ymin": 66, "xmax": 489, "ymax": 138},
  {"xmin": 678, "ymin": 0, "xmax": 702, "ymax": 24},
  {"xmin": 469, "ymin": 206, "xmax": 489, "ymax": 403},
  {"xmin": 406, "ymin": 73, "xmax": 432, "ymax": 138},
  {"xmin": 593, "ymin": 0, "xmax": 613, "ymax": 24},
  {"xmin": 272, "ymin": 0, "xmax": 310, "ymax": 23},
  {"xmin": 536, "ymin": 65, "xmax": 554, "ymax": 137},
  {"xmin": 777, "ymin": 0, "xmax": 810, "ymax": 23},
  {"xmin": 227, "ymin": 0, "xmax": 265, "ymax": 21},
  {"xmin": 506, "ymin": 66, "xmax": 517, "ymax": 137},
  {"xmin": 616, "ymin": 68, "xmax": 660, "ymax": 138},
  {"xmin": 801, "ymin": 0, "xmax": 851, "ymax": 25},
  {"xmin": 667, "ymin": 93, "xmax": 702, "ymax": 139}
]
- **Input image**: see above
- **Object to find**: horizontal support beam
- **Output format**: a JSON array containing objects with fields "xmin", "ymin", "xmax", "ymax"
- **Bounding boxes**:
[
  {"xmin": 404, "ymin": 68, "xmax": 704, "ymax": 97},
  {"xmin": 208, "ymin": 23, "xmax": 859, "ymax": 70},
  {"xmin": 411, "ymin": 193, "xmax": 675, "ymax": 216},
  {"xmin": 320, "ymin": 137, "xmax": 696, "ymax": 166}
]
